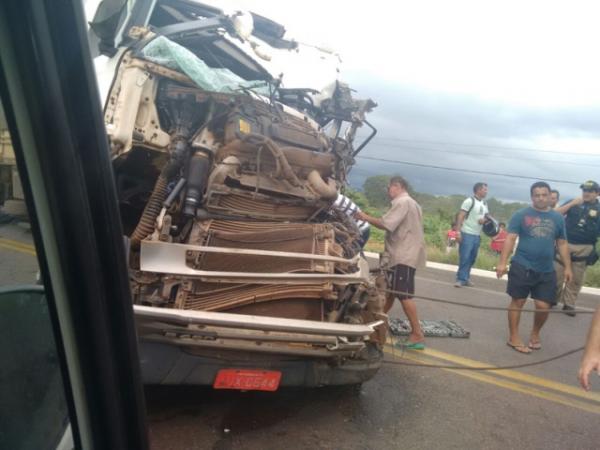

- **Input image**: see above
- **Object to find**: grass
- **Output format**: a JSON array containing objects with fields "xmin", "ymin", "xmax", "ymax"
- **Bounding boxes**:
[{"xmin": 584, "ymin": 265, "xmax": 600, "ymax": 288}]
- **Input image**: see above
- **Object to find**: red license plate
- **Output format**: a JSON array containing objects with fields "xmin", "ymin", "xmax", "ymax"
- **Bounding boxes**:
[{"xmin": 213, "ymin": 369, "xmax": 282, "ymax": 392}]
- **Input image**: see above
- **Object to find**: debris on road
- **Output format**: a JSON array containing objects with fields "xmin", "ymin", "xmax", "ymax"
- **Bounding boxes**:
[{"xmin": 389, "ymin": 319, "xmax": 470, "ymax": 338}]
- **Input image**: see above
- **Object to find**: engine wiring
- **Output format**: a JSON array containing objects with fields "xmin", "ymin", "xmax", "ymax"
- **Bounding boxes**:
[
  {"xmin": 383, "ymin": 345, "xmax": 584, "ymax": 371},
  {"xmin": 377, "ymin": 286, "xmax": 592, "ymax": 371},
  {"xmin": 380, "ymin": 287, "xmax": 596, "ymax": 314}
]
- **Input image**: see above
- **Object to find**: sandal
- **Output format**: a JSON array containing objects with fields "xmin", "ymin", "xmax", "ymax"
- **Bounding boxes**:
[
  {"xmin": 395, "ymin": 340, "xmax": 425, "ymax": 350},
  {"xmin": 528, "ymin": 341, "xmax": 542, "ymax": 350},
  {"xmin": 507, "ymin": 342, "xmax": 531, "ymax": 354}
]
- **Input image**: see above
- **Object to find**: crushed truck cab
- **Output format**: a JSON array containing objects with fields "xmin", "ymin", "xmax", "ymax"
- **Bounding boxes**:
[{"xmin": 92, "ymin": 0, "xmax": 385, "ymax": 388}]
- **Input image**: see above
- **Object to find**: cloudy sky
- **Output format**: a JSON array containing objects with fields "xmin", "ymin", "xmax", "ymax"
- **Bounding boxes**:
[{"xmin": 218, "ymin": 0, "xmax": 600, "ymax": 202}]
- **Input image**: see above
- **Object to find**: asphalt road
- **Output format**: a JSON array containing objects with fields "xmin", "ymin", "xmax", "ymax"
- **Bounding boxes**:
[
  {"xmin": 2, "ymin": 223, "xmax": 599, "ymax": 449},
  {"xmin": 143, "ymin": 267, "xmax": 600, "ymax": 450}
]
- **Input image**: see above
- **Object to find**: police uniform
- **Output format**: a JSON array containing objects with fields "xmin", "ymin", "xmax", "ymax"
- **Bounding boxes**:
[{"xmin": 555, "ymin": 184, "xmax": 600, "ymax": 309}]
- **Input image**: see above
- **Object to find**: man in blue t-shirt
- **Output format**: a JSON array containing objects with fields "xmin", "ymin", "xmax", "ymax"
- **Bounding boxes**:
[{"xmin": 496, "ymin": 181, "xmax": 573, "ymax": 354}]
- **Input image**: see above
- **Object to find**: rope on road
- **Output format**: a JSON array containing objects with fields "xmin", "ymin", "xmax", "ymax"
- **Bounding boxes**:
[
  {"xmin": 380, "ymin": 288, "xmax": 596, "ymax": 314},
  {"xmin": 383, "ymin": 346, "xmax": 585, "ymax": 371}
]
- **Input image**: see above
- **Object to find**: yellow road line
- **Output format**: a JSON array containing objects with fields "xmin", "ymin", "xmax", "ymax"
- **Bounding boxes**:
[
  {"xmin": 384, "ymin": 347, "xmax": 600, "ymax": 415},
  {"xmin": 0, "ymin": 237, "xmax": 36, "ymax": 256},
  {"xmin": 396, "ymin": 352, "xmax": 600, "ymax": 415},
  {"xmin": 421, "ymin": 347, "xmax": 600, "ymax": 404}
]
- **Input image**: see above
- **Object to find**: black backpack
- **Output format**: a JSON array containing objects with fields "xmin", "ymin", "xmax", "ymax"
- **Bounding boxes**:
[{"xmin": 454, "ymin": 197, "xmax": 483, "ymax": 227}]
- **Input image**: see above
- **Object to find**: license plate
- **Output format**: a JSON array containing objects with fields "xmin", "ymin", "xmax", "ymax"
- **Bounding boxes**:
[{"xmin": 213, "ymin": 369, "xmax": 282, "ymax": 392}]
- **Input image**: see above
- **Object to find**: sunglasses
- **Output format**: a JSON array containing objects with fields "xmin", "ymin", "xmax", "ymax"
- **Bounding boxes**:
[{"xmin": 582, "ymin": 189, "xmax": 597, "ymax": 193}]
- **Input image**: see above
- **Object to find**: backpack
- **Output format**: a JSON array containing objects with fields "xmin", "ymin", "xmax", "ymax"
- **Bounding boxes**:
[{"xmin": 454, "ymin": 197, "xmax": 487, "ymax": 229}]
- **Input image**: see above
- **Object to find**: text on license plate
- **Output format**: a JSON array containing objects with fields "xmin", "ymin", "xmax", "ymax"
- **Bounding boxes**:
[{"xmin": 213, "ymin": 369, "xmax": 282, "ymax": 391}]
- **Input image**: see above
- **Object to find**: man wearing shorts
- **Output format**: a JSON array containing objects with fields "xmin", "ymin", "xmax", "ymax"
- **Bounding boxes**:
[
  {"xmin": 356, "ymin": 176, "xmax": 426, "ymax": 349},
  {"xmin": 496, "ymin": 181, "xmax": 572, "ymax": 354}
]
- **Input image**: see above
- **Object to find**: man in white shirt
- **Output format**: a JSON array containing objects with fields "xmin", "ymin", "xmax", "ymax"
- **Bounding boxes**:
[
  {"xmin": 332, "ymin": 193, "xmax": 370, "ymax": 247},
  {"xmin": 454, "ymin": 182, "xmax": 489, "ymax": 287}
]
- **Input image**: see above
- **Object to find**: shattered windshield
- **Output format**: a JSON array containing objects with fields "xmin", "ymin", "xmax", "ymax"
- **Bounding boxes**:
[{"xmin": 141, "ymin": 36, "xmax": 270, "ymax": 95}]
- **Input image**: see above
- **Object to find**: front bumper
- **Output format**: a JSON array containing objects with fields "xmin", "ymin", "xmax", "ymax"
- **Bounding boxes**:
[{"xmin": 139, "ymin": 340, "xmax": 383, "ymax": 387}]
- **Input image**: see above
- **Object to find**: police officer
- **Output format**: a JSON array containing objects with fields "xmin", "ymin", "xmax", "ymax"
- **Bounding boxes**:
[{"xmin": 555, "ymin": 180, "xmax": 600, "ymax": 316}]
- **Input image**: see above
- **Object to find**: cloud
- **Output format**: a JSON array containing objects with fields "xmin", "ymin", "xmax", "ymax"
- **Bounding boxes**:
[
  {"xmin": 210, "ymin": 0, "xmax": 600, "ymax": 202},
  {"xmin": 346, "ymin": 78, "xmax": 600, "ymax": 201}
]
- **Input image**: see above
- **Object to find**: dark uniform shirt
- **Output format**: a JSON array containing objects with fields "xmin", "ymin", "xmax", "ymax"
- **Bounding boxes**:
[{"xmin": 563, "ymin": 199, "xmax": 600, "ymax": 245}]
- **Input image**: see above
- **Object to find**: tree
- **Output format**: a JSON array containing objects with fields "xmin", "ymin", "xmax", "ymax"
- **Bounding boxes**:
[{"xmin": 363, "ymin": 175, "xmax": 415, "ymax": 207}]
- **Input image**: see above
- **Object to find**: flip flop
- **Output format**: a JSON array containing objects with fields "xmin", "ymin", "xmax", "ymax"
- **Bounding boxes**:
[
  {"xmin": 395, "ymin": 340, "xmax": 425, "ymax": 350},
  {"xmin": 507, "ymin": 342, "xmax": 532, "ymax": 354},
  {"xmin": 528, "ymin": 341, "xmax": 542, "ymax": 350}
]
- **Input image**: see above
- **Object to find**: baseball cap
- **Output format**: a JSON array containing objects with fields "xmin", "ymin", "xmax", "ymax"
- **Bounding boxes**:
[{"xmin": 580, "ymin": 180, "xmax": 600, "ymax": 192}]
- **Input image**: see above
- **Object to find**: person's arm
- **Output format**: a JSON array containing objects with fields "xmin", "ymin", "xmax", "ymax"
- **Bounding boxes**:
[
  {"xmin": 455, "ymin": 198, "xmax": 476, "ymax": 241},
  {"xmin": 496, "ymin": 233, "xmax": 518, "ymax": 278},
  {"xmin": 478, "ymin": 204, "xmax": 489, "ymax": 225},
  {"xmin": 556, "ymin": 238, "xmax": 573, "ymax": 283},
  {"xmin": 579, "ymin": 306, "xmax": 600, "ymax": 390},
  {"xmin": 455, "ymin": 210, "xmax": 466, "ymax": 231},
  {"xmin": 556, "ymin": 197, "xmax": 583, "ymax": 215},
  {"xmin": 355, "ymin": 211, "xmax": 385, "ymax": 230},
  {"xmin": 358, "ymin": 199, "xmax": 409, "ymax": 232},
  {"xmin": 453, "ymin": 210, "xmax": 465, "ymax": 242}
]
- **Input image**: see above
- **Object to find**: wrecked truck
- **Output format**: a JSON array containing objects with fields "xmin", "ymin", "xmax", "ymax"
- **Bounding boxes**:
[{"xmin": 92, "ymin": 0, "xmax": 386, "ymax": 389}]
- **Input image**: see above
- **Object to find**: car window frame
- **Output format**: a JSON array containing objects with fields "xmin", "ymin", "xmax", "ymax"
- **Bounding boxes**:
[{"xmin": 0, "ymin": 0, "xmax": 149, "ymax": 448}]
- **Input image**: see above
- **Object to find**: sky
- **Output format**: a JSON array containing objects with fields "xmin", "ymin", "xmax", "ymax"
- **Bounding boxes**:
[{"xmin": 211, "ymin": 1, "xmax": 600, "ymax": 202}]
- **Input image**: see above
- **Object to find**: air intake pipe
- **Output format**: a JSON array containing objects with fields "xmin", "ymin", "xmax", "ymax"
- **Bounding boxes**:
[{"xmin": 308, "ymin": 170, "xmax": 338, "ymax": 200}]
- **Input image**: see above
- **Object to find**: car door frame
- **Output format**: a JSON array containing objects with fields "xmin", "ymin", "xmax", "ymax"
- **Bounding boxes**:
[{"xmin": 0, "ymin": 0, "xmax": 148, "ymax": 448}]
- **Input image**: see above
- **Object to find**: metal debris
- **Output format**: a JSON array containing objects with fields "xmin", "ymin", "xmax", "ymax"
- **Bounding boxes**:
[{"xmin": 389, "ymin": 319, "xmax": 470, "ymax": 338}]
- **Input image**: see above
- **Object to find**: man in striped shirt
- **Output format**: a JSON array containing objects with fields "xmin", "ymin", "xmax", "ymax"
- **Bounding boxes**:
[{"xmin": 333, "ymin": 193, "xmax": 371, "ymax": 248}]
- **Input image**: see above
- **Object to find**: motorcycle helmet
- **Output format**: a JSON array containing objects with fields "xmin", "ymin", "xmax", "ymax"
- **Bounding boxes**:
[{"xmin": 482, "ymin": 215, "xmax": 500, "ymax": 237}]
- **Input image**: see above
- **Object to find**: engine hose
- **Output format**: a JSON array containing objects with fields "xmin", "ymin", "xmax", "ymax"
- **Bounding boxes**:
[
  {"xmin": 307, "ymin": 170, "xmax": 338, "ymax": 200},
  {"xmin": 242, "ymin": 134, "xmax": 301, "ymax": 187},
  {"xmin": 130, "ymin": 174, "xmax": 168, "ymax": 248}
]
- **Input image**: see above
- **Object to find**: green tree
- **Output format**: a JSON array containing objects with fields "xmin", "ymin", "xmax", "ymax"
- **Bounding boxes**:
[
  {"xmin": 363, "ymin": 174, "xmax": 415, "ymax": 207},
  {"xmin": 363, "ymin": 175, "xmax": 390, "ymax": 207}
]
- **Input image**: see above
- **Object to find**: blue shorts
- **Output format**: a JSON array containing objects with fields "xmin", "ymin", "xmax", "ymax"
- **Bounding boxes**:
[{"xmin": 506, "ymin": 261, "xmax": 556, "ymax": 305}]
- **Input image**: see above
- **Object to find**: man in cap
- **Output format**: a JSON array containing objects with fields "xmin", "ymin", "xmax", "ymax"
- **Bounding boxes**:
[{"xmin": 555, "ymin": 180, "xmax": 600, "ymax": 316}]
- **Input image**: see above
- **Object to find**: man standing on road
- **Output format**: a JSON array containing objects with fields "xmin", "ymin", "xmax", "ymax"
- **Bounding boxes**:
[
  {"xmin": 455, "ymin": 182, "xmax": 489, "ymax": 287},
  {"xmin": 496, "ymin": 181, "xmax": 572, "ymax": 354},
  {"xmin": 554, "ymin": 180, "xmax": 600, "ymax": 316},
  {"xmin": 579, "ymin": 305, "xmax": 600, "ymax": 390},
  {"xmin": 356, "ymin": 176, "xmax": 427, "ymax": 349}
]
